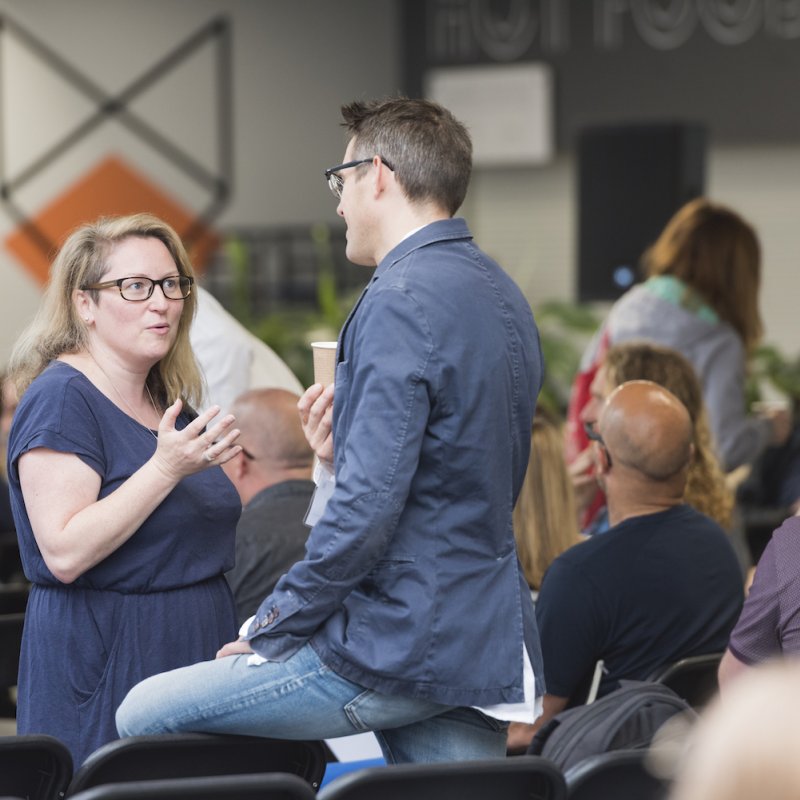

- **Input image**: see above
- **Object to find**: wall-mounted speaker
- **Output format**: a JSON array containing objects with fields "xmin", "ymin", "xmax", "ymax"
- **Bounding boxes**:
[{"xmin": 577, "ymin": 123, "xmax": 707, "ymax": 302}]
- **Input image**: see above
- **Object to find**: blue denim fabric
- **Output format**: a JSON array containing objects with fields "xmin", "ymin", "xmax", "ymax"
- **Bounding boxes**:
[
  {"xmin": 116, "ymin": 644, "xmax": 508, "ymax": 763},
  {"xmin": 244, "ymin": 219, "xmax": 546, "ymax": 708}
]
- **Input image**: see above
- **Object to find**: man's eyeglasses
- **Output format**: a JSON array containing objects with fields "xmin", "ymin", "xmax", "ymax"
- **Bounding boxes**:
[
  {"xmin": 324, "ymin": 156, "xmax": 395, "ymax": 199},
  {"xmin": 81, "ymin": 275, "xmax": 194, "ymax": 302},
  {"xmin": 584, "ymin": 421, "xmax": 613, "ymax": 468}
]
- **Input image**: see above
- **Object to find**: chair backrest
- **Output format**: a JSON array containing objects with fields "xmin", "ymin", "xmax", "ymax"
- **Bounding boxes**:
[
  {"xmin": 0, "ymin": 734, "xmax": 73, "ymax": 800},
  {"xmin": 66, "ymin": 772, "xmax": 317, "ymax": 800},
  {"xmin": 66, "ymin": 734, "xmax": 326, "ymax": 796},
  {"xmin": 565, "ymin": 748, "xmax": 670, "ymax": 800},
  {"xmin": 0, "ymin": 612, "xmax": 24, "ymax": 690},
  {"xmin": 316, "ymin": 755, "xmax": 567, "ymax": 800},
  {"xmin": 647, "ymin": 652, "xmax": 724, "ymax": 710}
]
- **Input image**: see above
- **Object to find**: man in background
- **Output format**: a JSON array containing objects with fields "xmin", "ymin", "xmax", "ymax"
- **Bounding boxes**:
[
  {"xmin": 509, "ymin": 380, "xmax": 743, "ymax": 751},
  {"xmin": 222, "ymin": 388, "xmax": 314, "ymax": 626}
]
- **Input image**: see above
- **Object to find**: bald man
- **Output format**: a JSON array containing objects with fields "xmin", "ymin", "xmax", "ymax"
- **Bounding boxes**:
[
  {"xmin": 509, "ymin": 381, "xmax": 743, "ymax": 752},
  {"xmin": 222, "ymin": 389, "xmax": 315, "ymax": 626}
]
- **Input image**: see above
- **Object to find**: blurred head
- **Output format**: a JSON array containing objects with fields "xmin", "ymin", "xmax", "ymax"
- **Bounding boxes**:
[
  {"xmin": 8, "ymin": 214, "xmax": 202, "ymax": 406},
  {"xmin": 603, "ymin": 342, "xmax": 733, "ymax": 527},
  {"xmin": 670, "ymin": 660, "xmax": 800, "ymax": 800},
  {"xmin": 339, "ymin": 97, "xmax": 472, "ymax": 217},
  {"xmin": 605, "ymin": 343, "xmax": 702, "ymax": 428},
  {"xmin": 513, "ymin": 408, "xmax": 581, "ymax": 590},
  {"xmin": 642, "ymin": 197, "xmax": 762, "ymax": 351},
  {"xmin": 222, "ymin": 388, "xmax": 313, "ymax": 505},
  {"xmin": 597, "ymin": 380, "xmax": 693, "ymax": 491}
]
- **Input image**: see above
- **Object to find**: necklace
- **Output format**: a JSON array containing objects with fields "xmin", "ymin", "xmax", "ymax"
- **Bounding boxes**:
[{"xmin": 88, "ymin": 351, "xmax": 160, "ymax": 443}]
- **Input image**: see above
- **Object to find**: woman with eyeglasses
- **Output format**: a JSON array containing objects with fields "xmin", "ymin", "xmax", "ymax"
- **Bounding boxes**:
[{"xmin": 6, "ymin": 213, "xmax": 242, "ymax": 765}]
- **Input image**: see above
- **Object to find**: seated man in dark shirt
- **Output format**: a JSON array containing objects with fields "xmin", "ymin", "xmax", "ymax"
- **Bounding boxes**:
[
  {"xmin": 221, "ymin": 388, "xmax": 315, "ymax": 627},
  {"xmin": 509, "ymin": 380, "xmax": 744, "ymax": 751}
]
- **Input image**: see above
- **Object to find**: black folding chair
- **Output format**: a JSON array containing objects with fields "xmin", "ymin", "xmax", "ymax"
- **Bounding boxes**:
[
  {"xmin": 565, "ymin": 748, "xmax": 670, "ymax": 800},
  {"xmin": 0, "ymin": 612, "xmax": 24, "ymax": 717},
  {"xmin": 316, "ymin": 755, "xmax": 567, "ymax": 800},
  {"xmin": 65, "ymin": 772, "xmax": 317, "ymax": 800},
  {"xmin": 647, "ymin": 652, "xmax": 724, "ymax": 710},
  {"xmin": 66, "ymin": 733, "xmax": 326, "ymax": 796},
  {"xmin": 0, "ymin": 734, "xmax": 73, "ymax": 800},
  {"xmin": 0, "ymin": 584, "xmax": 29, "ymax": 614}
]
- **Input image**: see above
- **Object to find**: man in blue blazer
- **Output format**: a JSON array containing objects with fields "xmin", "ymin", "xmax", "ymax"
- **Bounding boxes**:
[{"xmin": 117, "ymin": 97, "xmax": 545, "ymax": 763}]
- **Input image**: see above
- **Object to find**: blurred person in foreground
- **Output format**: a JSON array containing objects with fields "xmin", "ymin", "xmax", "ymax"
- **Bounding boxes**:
[
  {"xmin": 6, "ymin": 213, "xmax": 241, "ymax": 764},
  {"xmin": 670, "ymin": 660, "xmax": 800, "ymax": 800},
  {"xmin": 117, "ymin": 97, "xmax": 545, "ymax": 763},
  {"xmin": 222, "ymin": 388, "xmax": 314, "ymax": 627}
]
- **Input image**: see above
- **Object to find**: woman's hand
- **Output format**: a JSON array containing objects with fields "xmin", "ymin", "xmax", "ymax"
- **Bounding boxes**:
[
  {"xmin": 298, "ymin": 383, "xmax": 335, "ymax": 469},
  {"xmin": 151, "ymin": 399, "xmax": 242, "ymax": 481}
]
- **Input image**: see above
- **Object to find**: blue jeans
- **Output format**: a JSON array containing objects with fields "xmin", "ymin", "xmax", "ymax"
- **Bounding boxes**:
[{"xmin": 116, "ymin": 643, "xmax": 508, "ymax": 764}]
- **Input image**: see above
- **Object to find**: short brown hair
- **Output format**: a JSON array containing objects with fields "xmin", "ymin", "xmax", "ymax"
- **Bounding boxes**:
[{"xmin": 340, "ymin": 98, "xmax": 472, "ymax": 216}]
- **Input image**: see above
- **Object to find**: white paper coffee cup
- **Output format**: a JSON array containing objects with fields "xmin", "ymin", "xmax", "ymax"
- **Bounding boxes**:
[{"xmin": 311, "ymin": 341, "xmax": 337, "ymax": 386}]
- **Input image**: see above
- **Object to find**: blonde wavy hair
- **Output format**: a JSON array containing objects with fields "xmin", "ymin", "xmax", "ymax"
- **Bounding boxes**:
[
  {"xmin": 8, "ymin": 213, "xmax": 203, "ymax": 407},
  {"xmin": 642, "ymin": 197, "xmax": 763, "ymax": 353},
  {"xmin": 513, "ymin": 409, "xmax": 582, "ymax": 590},
  {"xmin": 605, "ymin": 342, "xmax": 734, "ymax": 529}
]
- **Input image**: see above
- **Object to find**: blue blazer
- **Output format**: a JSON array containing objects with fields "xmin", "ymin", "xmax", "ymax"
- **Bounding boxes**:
[{"xmin": 248, "ymin": 218, "xmax": 545, "ymax": 708}]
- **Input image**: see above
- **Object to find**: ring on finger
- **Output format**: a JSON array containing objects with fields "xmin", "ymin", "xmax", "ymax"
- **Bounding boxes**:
[{"xmin": 203, "ymin": 449, "xmax": 214, "ymax": 463}]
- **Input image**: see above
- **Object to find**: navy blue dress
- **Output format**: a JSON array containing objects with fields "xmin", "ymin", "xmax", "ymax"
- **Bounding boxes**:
[{"xmin": 7, "ymin": 361, "xmax": 240, "ymax": 765}]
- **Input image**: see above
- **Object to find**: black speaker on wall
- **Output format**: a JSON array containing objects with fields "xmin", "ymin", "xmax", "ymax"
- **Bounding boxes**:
[{"xmin": 577, "ymin": 122, "xmax": 707, "ymax": 302}]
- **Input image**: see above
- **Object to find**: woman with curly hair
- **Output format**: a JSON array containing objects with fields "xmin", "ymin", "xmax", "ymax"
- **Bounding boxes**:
[{"xmin": 574, "ymin": 342, "xmax": 736, "ymax": 539}]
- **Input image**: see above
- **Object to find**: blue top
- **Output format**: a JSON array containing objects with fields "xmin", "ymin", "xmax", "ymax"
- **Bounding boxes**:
[
  {"xmin": 8, "ymin": 360, "xmax": 240, "ymax": 764},
  {"xmin": 245, "ymin": 218, "xmax": 546, "ymax": 708},
  {"xmin": 537, "ymin": 504, "xmax": 744, "ymax": 701}
]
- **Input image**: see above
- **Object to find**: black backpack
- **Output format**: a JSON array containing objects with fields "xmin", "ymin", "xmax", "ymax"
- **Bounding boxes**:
[{"xmin": 527, "ymin": 680, "xmax": 697, "ymax": 771}]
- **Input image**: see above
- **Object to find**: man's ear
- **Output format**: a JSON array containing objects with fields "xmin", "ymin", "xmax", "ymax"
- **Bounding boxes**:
[
  {"xmin": 224, "ymin": 451, "xmax": 247, "ymax": 484},
  {"xmin": 372, "ymin": 155, "xmax": 391, "ymax": 198},
  {"xmin": 594, "ymin": 443, "xmax": 611, "ymax": 477}
]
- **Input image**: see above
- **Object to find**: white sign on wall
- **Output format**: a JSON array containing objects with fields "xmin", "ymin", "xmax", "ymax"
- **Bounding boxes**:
[{"xmin": 425, "ymin": 62, "xmax": 554, "ymax": 166}]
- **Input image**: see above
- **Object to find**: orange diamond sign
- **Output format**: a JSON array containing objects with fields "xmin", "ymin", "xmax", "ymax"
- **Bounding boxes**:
[{"xmin": 5, "ymin": 155, "xmax": 219, "ymax": 285}]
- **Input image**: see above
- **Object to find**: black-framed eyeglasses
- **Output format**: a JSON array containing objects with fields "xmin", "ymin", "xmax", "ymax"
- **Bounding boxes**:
[
  {"xmin": 324, "ymin": 156, "xmax": 395, "ymax": 199},
  {"xmin": 241, "ymin": 446, "xmax": 257, "ymax": 461},
  {"xmin": 584, "ymin": 421, "xmax": 613, "ymax": 468},
  {"xmin": 81, "ymin": 275, "xmax": 194, "ymax": 302}
]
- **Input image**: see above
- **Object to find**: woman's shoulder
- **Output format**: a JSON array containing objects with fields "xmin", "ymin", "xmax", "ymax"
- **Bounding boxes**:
[
  {"xmin": 16, "ymin": 361, "xmax": 99, "ymax": 427},
  {"xmin": 21, "ymin": 361, "xmax": 95, "ymax": 405}
]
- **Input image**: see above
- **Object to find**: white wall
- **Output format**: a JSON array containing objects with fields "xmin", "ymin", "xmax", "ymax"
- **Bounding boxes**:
[
  {"xmin": 1, "ymin": 0, "xmax": 799, "ymax": 367},
  {"xmin": 463, "ymin": 144, "xmax": 800, "ymax": 359},
  {"xmin": 0, "ymin": 0, "xmax": 400, "ymax": 363}
]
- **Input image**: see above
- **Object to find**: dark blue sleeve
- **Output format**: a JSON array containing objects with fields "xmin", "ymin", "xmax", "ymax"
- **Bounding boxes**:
[
  {"xmin": 536, "ymin": 554, "xmax": 609, "ymax": 699},
  {"xmin": 9, "ymin": 373, "xmax": 105, "ymax": 481},
  {"xmin": 245, "ymin": 286, "xmax": 432, "ymax": 657}
]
